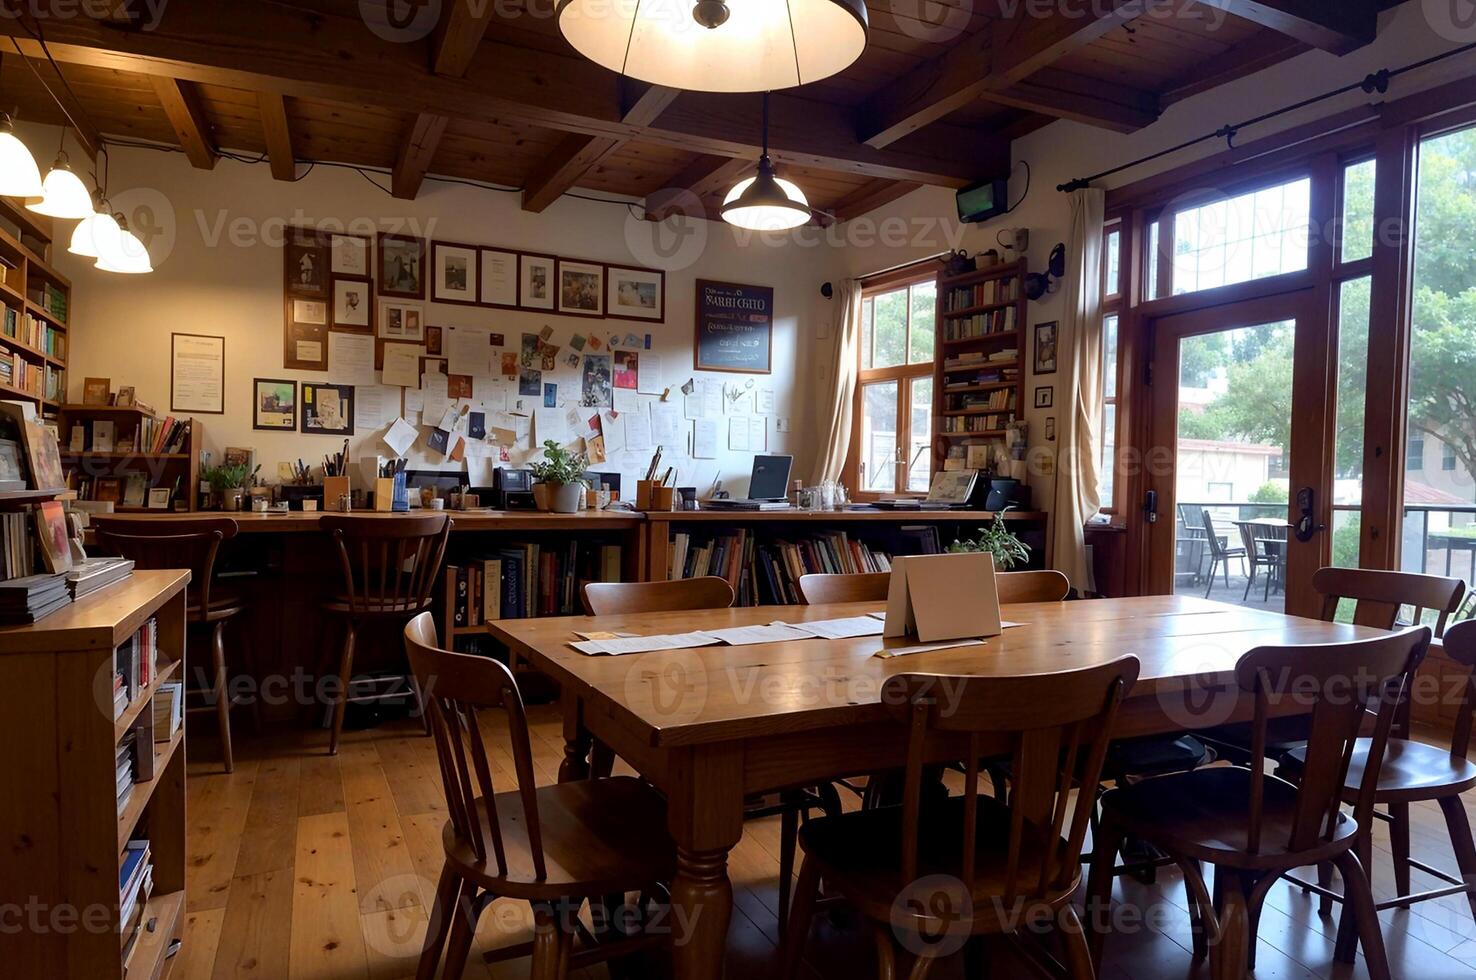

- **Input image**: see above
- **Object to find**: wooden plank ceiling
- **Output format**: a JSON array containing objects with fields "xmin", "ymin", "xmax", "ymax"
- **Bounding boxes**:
[{"xmin": 0, "ymin": 0, "xmax": 1390, "ymax": 223}]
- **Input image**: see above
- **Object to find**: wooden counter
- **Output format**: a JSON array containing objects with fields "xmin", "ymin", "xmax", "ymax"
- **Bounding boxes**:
[
  {"xmin": 92, "ymin": 508, "xmax": 645, "ymax": 533},
  {"xmin": 644, "ymin": 509, "xmax": 1045, "ymax": 524}
]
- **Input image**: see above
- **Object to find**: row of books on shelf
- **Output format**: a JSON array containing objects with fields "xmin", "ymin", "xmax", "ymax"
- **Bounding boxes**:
[
  {"xmin": 140, "ymin": 416, "xmax": 191, "ymax": 455},
  {"xmin": 119, "ymin": 839, "xmax": 153, "ymax": 961},
  {"xmin": 942, "ymin": 275, "xmax": 1018, "ymax": 312},
  {"xmin": 449, "ymin": 542, "xmax": 623, "ymax": 624},
  {"xmin": 943, "ymin": 305, "xmax": 1017, "ymax": 342},
  {"xmin": 943, "ymin": 348, "xmax": 1018, "ymax": 372},
  {"xmin": 154, "ymin": 680, "xmax": 184, "ymax": 743},
  {"xmin": 70, "ymin": 472, "xmax": 178, "ymax": 508},
  {"xmin": 947, "ymin": 390, "xmax": 1016, "ymax": 414},
  {"xmin": 944, "ymin": 367, "xmax": 1019, "ymax": 390},
  {"xmin": 669, "ymin": 529, "xmax": 893, "ymax": 606},
  {"xmin": 0, "ymin": 352, "xmax": 63, "ymax": 399},
  {"xmin": 28, "ymin": 281, "xmax": 68, "ymax": 323},
  {"xmin": 67, "ymin": 419, "xmax": 151, "ymax": 454},
  {"xmin": 112, "ymin": 617, "xmax": 161, "ymax": 720},
  {"xmin": 942, "ymin": 412, "xmax": 1016, "ymax": 433},
  {"xmin": 2, "ymin": 306, "xmax": 66, "ymax": 358}
]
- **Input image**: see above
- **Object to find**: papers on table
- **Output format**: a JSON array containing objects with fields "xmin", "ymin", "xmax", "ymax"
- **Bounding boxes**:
[
  {"xmin": 874, "ymin": 639, "xmax": 987, "ymax": 659},
  {"xmin": 700, "ymin": 623, "xmax": 815, "ymax": 646},
  {"xmin": 571, "ymin": 631, "xmax": 725, "ymax": 656},
  {"xmin": 784, "ymin": 616, "xmax": 886, "ymax": 640},
  {"xmin": 567, "ymin": 615, "xmax": 1026, "ymax": 656}
]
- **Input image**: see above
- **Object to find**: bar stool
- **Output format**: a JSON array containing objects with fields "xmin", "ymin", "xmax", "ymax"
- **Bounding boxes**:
[
  {"xmin": 321, "ymin": 513, "xmax": 451, "ymax": 755},
  {"xmin": 92, "ymin": 516, "xmax": 250, "ymax": 773}
]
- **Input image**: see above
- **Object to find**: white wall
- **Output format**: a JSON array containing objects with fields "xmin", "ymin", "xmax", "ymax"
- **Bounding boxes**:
[{"xmin": 45, "ymin": 144, "xmax": 845, "ymax": 497}]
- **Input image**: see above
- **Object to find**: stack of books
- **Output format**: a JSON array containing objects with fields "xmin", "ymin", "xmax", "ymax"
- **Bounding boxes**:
[
  {"xmin": 153, "ymin": 681, "xmax": 184, "ymax": 743},
  {"xmin": 0, "ymin": 571, "xmax": 69, "ymax": 624},
  {"xmin": 66, "ymin": 556, "xmax": 134, "ymax": 599},
  {"xmin": 112, "ymin": 617, "xmax": 160, "ymax": 718},
  {"xmin": 141, "ymin": 417, "xmax": 191, "ymax": 455},
  {"xmin": 449, "ymin": 543, "xmax": 622, "ymax": 624},
  {"xmin": 0, "ymin": 510, "xmax": 35, "ymax": 578},
  {"xmin": 115, "ymin": 733, "xmax": 135, "ymax": 815},
  {"xmin": 670, "ymin": 529, "xmax": 892, "ymax": 606},
  {"xmin": 119, "ymin": 839, "xmax": 153, "ymax": 961}
]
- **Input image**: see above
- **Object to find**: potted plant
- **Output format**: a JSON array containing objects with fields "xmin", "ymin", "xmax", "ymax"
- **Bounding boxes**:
[
  {"xmin": 946, "ymin": 510, "xmax": 1030, "ymax": 570},
  {"xmin": 203, "ymin": 462, "xmax": 257, "ymax": 512},
  {"xmin": 527, "ymin": 440, "xmax": 588, "ymax": 514}
]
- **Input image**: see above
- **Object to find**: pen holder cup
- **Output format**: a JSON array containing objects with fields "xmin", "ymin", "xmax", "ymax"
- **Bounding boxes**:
[
  {"xmin": 635, "ymin": 480, "xmax": 655, "ymax": 510},
  {"xmin": 374, "ymin": 473, "xmax": 410, "ymax": 512},
  {"xmin": 323, "ymin": 476, "xmax": 350, "ymax": 507},
  {"xmin": 652, "ymin": 486, "xmax": 676, "ymax": 512}
]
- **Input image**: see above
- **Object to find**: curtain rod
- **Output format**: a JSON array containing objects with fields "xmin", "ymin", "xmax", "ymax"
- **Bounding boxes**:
[
  {"xmin": 1057, "ymin": 39, "xmax": 1476, "ymax": 193},
  {"xmin": 859, "ymin": 251, "xmax": 949, "ymax": 283}
]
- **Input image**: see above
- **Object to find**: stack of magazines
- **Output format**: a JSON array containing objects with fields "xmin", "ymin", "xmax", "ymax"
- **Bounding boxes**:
[
  {"xmin": 66, "ymin": 556, "xmax": 134, "ymax": 599},
  {"xmin": 0, "ymin": 571, "xmax": 70, "ymax": 624}
]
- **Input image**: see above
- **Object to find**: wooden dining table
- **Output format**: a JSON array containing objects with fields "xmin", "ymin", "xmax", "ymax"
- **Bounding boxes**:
[{"xmin": 487, "ymin": 594, "xmax": 1386, "ymax": 979}]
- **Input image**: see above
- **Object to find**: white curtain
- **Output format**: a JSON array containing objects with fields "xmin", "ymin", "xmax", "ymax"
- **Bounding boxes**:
[
  {"xmin": 813, "ymin": 279, "xmax": 862, "ymax": 485},
  {"xmin": 1050, "ymin": 189, "xmax": 1106, "ymax": 592}
]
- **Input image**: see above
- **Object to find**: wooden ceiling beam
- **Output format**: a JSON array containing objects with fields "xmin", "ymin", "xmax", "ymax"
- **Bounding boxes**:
[
  {"xmin": 644, "ymin": 155, "xmax": 754, "ymax": 221},
  {"xmin": 860, "ymin": 0, "xmax": 1153, "ymax": 148},
  {"xmin": 977, "ymin": 69, "xmax": 1159, "ymax": 134},
  {"xmin": 827, "ymin": 179, "xmax": 923, "ymax": 223},
  {"xmin": 0, "ymin": 4, "xmax": 991, "ymax": 189},
  {"xmin": 149, "ymin": 76, "xmax": 216, "ymax": 170},
  {"xmin": 257, "ymin": 91, "xmax": 294, "ymax": 182},
  {"xmin": 1160, "ymin": 32, "xmax": 1308, "ymax": 106},
  {"xmin": 391, "ymin": 111, "xmax": 449, "ymax": 200},
  {"xmin": 430, "ymin": 0, "xmax": 497, "ymax": 76},
  {"xmin": 1195, "ymin": 1, "xmax": 1378, "ymax": 55}
]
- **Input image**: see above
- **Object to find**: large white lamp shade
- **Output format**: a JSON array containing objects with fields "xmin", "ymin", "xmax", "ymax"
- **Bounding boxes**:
[
  {"xmin": 556, "ymin": 0, "xmax": 868, "ymax": 93},
  {"xmin": 27, "ymin": 156, "xmax": 94, "ymax": 219},
  {"xmin": 0, "ymin": 118, "xmax": 43, "ymax": 199},
  {"xmin": 68, "ymin": 209, "xmax": 121, "ymax": 259},
  {"xmin": 95, "ymin": 215, "xmax": 152, "ymax": 274},
  {"xmin": 721, "ymin": 159, "xmax": 810, "ymax": 231}
]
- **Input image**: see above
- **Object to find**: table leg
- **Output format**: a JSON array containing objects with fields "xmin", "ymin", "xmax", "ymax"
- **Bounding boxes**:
[
  {"xmin": 558, "ymin": 689, "xmax": 591, "ymax": 783},
  {"xmin": 667, "ymin": 744, "xmax": 744, "ymax": 980}
]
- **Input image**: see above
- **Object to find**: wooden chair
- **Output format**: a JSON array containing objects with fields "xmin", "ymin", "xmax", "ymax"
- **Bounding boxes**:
[
  {"xmin": 93, "ymin": 516, "xmax": 249, "ymax": 773},
  {"xmin": 1235, "ymin": 521, "xmax": 1287, "ymax": 603},
  {"xmin": 1283, "ymin": 616, "xmax": 1476, "ymax": 924},
  {"xmin": 782, "ymin": 656, "xmax": 1140, "ymax": 980},
  {"xmin": 578, "ymin": 575, "xmax": 835, "ymax": 932},
  {"xmin": 321, "ymin": 513, "xmax": 451, "ymax": 755},
  {"xmin": 997, "ymin": 569, "xmax": 1070, "ymax": 604},
  {"xmin": 1086, "ymin": 627, "xmax": 1431, "ymax": 980},
  {"xmin": 404, "ymin": 613, "xmax": 674, "ymax": 980},
  {"xmin": 796, "ymin": 569, "xmax": 1070, "ymax": 605},
  {"xmin": 581, "ymin": 575, "xmax": 734, "ymax": 615},
  {"xmin": 1199, "ymin": 508, "xmax": 1247, "ymax": 598}
]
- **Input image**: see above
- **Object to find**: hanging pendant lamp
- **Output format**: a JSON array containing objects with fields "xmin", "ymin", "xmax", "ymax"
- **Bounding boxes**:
[
  {"xmin": 95, "ymin": 212, "xmax": 152, "ymax": 274},
  {"xmin": 721, "ymin": 93, "xmax": 810, "ymax": 231},
  {"xmin": 557, "ymin": 0, "xmax": 868, "ymax": 93},
  {"xmin": 69, "ymin": 203, "xmax": 121, "ymax": 259},
  {"xmin": 28, "ymin": 149, "xmax": 93, "ymax": 219},
  {"xmin": 0, "ymin": 114, "xmax": 42, "ymax": 199}
]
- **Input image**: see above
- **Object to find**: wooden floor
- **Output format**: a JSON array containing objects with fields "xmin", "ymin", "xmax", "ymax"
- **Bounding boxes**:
[{"xmin": 175, "ymin": 707, "xmax": 1476, "ymax": 980}]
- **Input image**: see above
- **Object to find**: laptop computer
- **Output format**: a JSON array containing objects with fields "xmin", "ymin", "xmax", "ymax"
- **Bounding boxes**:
[{"xmin": 706, "ymin": 454, "xmax": 793, "ymax": 510}]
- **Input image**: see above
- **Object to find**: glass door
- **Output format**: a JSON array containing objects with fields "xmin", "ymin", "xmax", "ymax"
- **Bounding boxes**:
[{"xmin": 1145, "ymin": 290, "xmax": 1334, "ymax": 616}]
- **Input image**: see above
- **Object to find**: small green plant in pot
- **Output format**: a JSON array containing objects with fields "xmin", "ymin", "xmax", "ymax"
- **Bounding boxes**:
[
  {"xmin": 203, "ymin": 463, "xmax": 258, "ymax": 511},
  {"xmin": 946, "ymin": 510, "xmax": 1030, "ymax": 570},
  {"xmin": 528, "ymin": 440, "xmax": 588, "ymax": 514}
]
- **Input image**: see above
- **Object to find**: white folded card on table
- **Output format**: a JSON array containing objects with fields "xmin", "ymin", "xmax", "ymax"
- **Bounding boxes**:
[{"xmin": 884, "ymin": 552, "xmax": 1003, "ymax": 643}]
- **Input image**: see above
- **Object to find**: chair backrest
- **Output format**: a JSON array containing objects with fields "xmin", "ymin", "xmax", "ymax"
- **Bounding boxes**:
[
  {"xmin": 1312, "ymin": 567, "xmax": 1466, "ymax": 635},
  {"xmin": 92, "ymin": 516, "xmax": 238, "ymax": 611},
  {"xmin": 581, "ymin": 576, "xmax": 734, "ymax": 615},
  {"xmin": 322, "ymin": 514, "xmax": 451, "ymax": 617},
  {"xmin": 1235, "ymin": 521, "xmax": 1258, "ymax": 558},
  {"xmin": 881, "ymin": 657, "xmax": 1140, "ymax": 906},
  {"xmin": 1235, "ymin": 626, "xmax": 1429, "ymax": 856},
  {"xmin": 798, "ymin": 571, "xmax": 889, "ymax": 604},
  {"xmin": 997, "ymin": 570, "xmax": 1071, "ymax": 604},
  {"xmin": 403, "ymin": 612, "xmax": 546, "ymax": 879},
  {"xmin": 1442, "ymin": 619, "xmax": 1476, "ymax": 762},
  {"xmin": 1199, "ymin": 508, "xmax": 1229, "ymax": 558}
]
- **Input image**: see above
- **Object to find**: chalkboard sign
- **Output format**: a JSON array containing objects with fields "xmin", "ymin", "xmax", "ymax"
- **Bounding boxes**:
[{"xmin": 694, "ymin": 279, "xmax": 773, "ymax": 374}]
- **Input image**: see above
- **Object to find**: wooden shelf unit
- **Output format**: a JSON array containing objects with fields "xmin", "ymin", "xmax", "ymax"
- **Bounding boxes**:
[
  {"xmin": 932, "ymin": 260, "xmax": 1027, "ymax": 468},
  {"xmin": 0, "ymin": 199, "xmax": 68, "ymax": 414},
  {"xmin": 0, "ymin": 569, "xmax": 190, "ymax": 979},
  {"xmin": 58, "ymin": 406, "xmax": 203, "ymax": 512}
]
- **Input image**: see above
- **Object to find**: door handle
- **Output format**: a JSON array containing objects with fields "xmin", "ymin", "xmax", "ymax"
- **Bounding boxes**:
[
  {"xmin": 1295, "ymin": 487, "xmax": 1326, "ymax": 543},
  {"xmin": 1144, "ymin": 490, "xmax": 1158, "ymax": 524}
]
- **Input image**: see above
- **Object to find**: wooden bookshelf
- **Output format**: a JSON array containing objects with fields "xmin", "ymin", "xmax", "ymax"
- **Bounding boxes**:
[
  {"xmin": 58, "ymin": 406, "xmax": 203, "ymax": 512},
  {"xmin": 0, "ymin": 200, "xmax": 68, "ymax": 414},
  {"xmin": 932, "ymin": 259, "xmax": 1027, "ymax": 469},
  {"xmin": 0, "ymin": 569, "xmax": 190, "ymax": 979}
]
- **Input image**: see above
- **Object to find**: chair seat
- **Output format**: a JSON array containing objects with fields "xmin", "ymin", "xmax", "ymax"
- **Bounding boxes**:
[
  {"xmin": 1196, "ymin": 715, "xmax": 1312, "ymax": 760},
  {"xmin": 187, "ymin": 585, "xmax": 245, "ymax": 622},
  {"xmin": 322, "ymin": 596, "xmax": 434, "ymax": 617},
  {"xmin": 1105, "ymin": 734, "xmax": 1211, "ymax": 780},
  {"xmin": 1099, "ymin": 767, "xmax": 1360, "ymax": 869},
  {"xmin": 797, "ymin": 796, "xmax": 1077, "ymax": 930},
  {"xmin": 444, "ymin": 776, "xmax": 675, "ymax": 900},
  {"xmin": 1285, "ymin": 738, "xmax": 1476, "ymax": 803}
]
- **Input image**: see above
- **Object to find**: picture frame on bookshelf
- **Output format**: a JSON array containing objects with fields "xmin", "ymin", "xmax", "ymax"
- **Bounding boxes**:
[
  {"xmin": 432, "ymin": 241, "xmax": 479, "ymax": 305},
  {"xmin": 34, "ymin": 500, "xmax": 72, "ymax": 573},
  {"xmin": 253, "ymin": 378, "xmax": 297, "ymax": 431},
  {"xmin": 83, "ymin": 377, "xmax": 111, "ymax": 405},
  {"xmin": 1033, "ymin": 321, "xmax": 1058, "ymax": 376},
  {"xmin": 124, "ymin": 472, "xmax": 148, "ymax": 507},
  {"xmin": 94, "ymin": 476, "xmax": 122, "ymax": 503},
  {"xmin": 147, "ymin": 487, "xmax": 171, "ymax": 510},
  {"xmin": 378, "ymin": 233, "xmax": 426, "ymax": 299},
  {"xmin": 115, "ymin": 386, "xmax": 136, "ymax": 408},
  {"xmin": 0, "ymin": 437, "xmax": 24, "ymax": 490},
  {"xmin": 1034, "ymin": 385, "xmax": 1053, "ymax": 409}
]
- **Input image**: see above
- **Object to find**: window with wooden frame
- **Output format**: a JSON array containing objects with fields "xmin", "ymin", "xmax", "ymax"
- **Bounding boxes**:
[
  {"xmin": 849, "ymin": 271, "xmax": 937, "ymax": 497},
  {"xmin": 1100, "ymin": 223, "xmax": 1123, "ymax": 514}
]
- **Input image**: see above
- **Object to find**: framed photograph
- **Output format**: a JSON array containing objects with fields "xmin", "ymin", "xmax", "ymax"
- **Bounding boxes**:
[
  {"xmin": 82, "ymin": 377, "xmax": 111, "ymax": 405},
  {"xmin": 378, "ymin": 233, "xmax": 426, "ymax": 299},
  {"xmin": 114, "ymin": 385, "xmax": 136, "ymax": 408},
  {"xmin": 558, "ymin": 260, "xmax": 605, "ymax": 317},
  {"xmin": 331, "ymin": 277, "xmax": 373, "ymax": 332},
  {"xmin": 330, "ymin": 233, "xmax": 369, "ymax": 276},
  {"xmin": 171, "ymin": 333, "xmax": 225, "ymax": 414},
  {"xmin": 285, "ymin": 234, "xmax": 327, "ymax": 296},
  {"xmin": 1034, "ymin": 320, "xmax": 1059, "ymax": 375},
  {"xmin": 1034, "ymin": 385, "xmax": 1053, "ymax": 409},
  {"xmin": 292, "ymin": 298, "xmax": 327, "ymax": 325},
  {"xmin": 93, "ymin": 476, "xmax": 121, "ymax": 503},
  {"xmin": 519, "ymin": 252, "xmax": 556, "ymax": 311},
  {"xmin": 425, "ymin": 324, "xmax": 443, "ymax": 356},
  {"xmin": 147, "ymin": 487, "xmax": 172, "ymax": 510},
  {"xmin": 379, "ymin": 301, "xmax": 425, "ymax": 342},
  {"xmin": 478, "ymin": 248, "xmax": 518, "ymax": 309},
  {"xmin": 253, "ymin": 378, "xmax": 297, "ymax": 431},
  {"xmin": 606, "ymin": 265, "xmax": 665, "ymax": 322},
  {"xmin": 0, "ymin": 438, "xmax": 25, "ymax": 491},
  {"xmin": 432, "ymin": 241, "xmax": 479, "ymax": 305},
  {"xmin": 301, "ymin": 382, "xmax": 355, "ymax": 436}
]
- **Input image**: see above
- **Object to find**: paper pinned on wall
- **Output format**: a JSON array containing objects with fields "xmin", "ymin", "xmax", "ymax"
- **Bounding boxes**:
[
  {"xmin": 728, "ymin": 415, "xmax": 767, "ymax": 452},
  {"xmin": 383, "ymin": 417, "xmax": 419, "ymax": 457},
  {"xmin": 636, "ymin": 353, "xmax": 664, "ymax": 395},
  {"xmin": 756, "ymin": 387, "xmax": 776, "ymax": 415},
  {"xmin": 329, "ymin": 332, "xmax": 376, "ymax": 385},
  {"xmin": 446, "ymin": 325, "xmax": 490, "ymax": 376},
  {"xmin": 624, "ymin": 409, "xmax": 654, "ymax": 452},
  {"xmin": 692, "ymin": 418, "xmax": 718, "ymax": 459},
  {"xmin": 650, "ymin": 400, "xmax": 682, "ymax": 446},
  {"xmin": 726, "ymin": 386, "xmax": 754, "ymax": 415},
  {"xmin": 613, "ymin": 388, "xmax": 639, "ymax": 414},
  {"xmin": 422, "ymin": 373, "xmax": 453, "ymax": 422},
  {"xmin": 355, "ymin": 384, "xmax": 397, "ymax": 432},
  {"xmin": 382, "ymin": 343, "xmax": 422, "ymax": 388},
  {"xmin": 601, "ymin": 411, "xmax": 625, "ymax": 453},
  {"xmin": 535, "ymin": 407, "xmax": 567, "ymax": 444},
  {"xmin": 685, "ymin": 379, "xmax": 722, "ymax": 420}
]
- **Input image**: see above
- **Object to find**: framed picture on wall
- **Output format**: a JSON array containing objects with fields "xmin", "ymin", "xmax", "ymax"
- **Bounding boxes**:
[
  {"xmin": 1034, "ymin": 321, "xmax": 1059, "ymax": 375},
  {"xmin": 519, "ymin": 252, "xmax": 556, "ymax": 311},
  {"xmin": 377, "ymin": 233, "xmax": 426, "ymax": 299},
  {"xmin": 331, "ymin": 277, "xmax": 373, "ymax": 332},
  {"xmin": 432, "ymin": 241, "xmax": 479, "ymax": 305},
  {"xmin": 379, "ymin": 301, "xmax": 425, "ymax": 343},
  {"xmin": 606, "ymin": 265, "xmax": 665, "ymax": 322},
  {"xmin": 1034, "ymin": 385, "xmax": 1053, "ymax": 409},
  {"xmin": 301, "ymin": 382, "xmax": 355, "ymax": 436},
  {"xmin": 329, "ymin": 233, "xmax": 370, "ymax": 276},
  {"xmin": 479, "ymin": 248, "xmax": 519, "ymax": 309},
  {"xmin": 170, "ymin": 333, "xmax": 225, "ymax": 414},
  {"xmin": 253, "ymin": 378, "xmax": 297, "ymax": 431},
  {"xmin": 558, "ymin": 259, "xmax": 605, "ymax": 318},
  {"xmin": 284, "ymin": 233, "xmax": 327, "ymax": 297}
]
